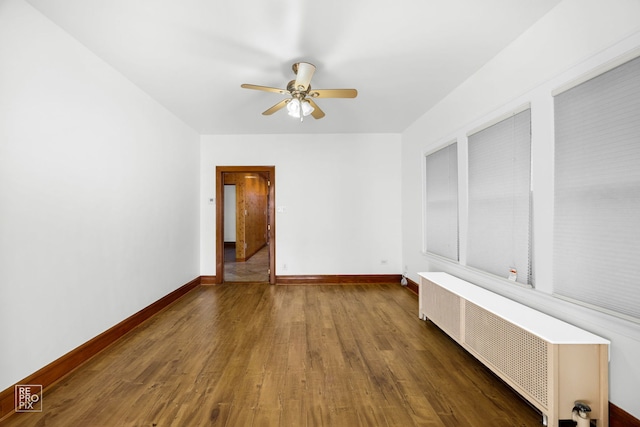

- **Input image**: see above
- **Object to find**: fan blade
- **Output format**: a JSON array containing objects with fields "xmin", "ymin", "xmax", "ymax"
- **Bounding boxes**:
[
  {"xmin": 262, "ymin": 99, "xmax": 288, "ymax": 115},
  {"xmin": 309, "ymin": 89, "xmax": 358, "ymax": 98},
  {"xmin": 294, "ymin": 62, "xmax": 316, "ymax": 91},
  {"xmin": 241, "ymin": 84, "xmax": 288, "ymax": 95},
  {"xmin": 307, "ymin": 99, "xmax": 325, "ymax": 119}
]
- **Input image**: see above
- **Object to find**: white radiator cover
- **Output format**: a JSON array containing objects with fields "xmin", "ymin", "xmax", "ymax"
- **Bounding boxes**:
[{"xmin": 419, "ymin": 272, "xmax": 609, "ymax": 427}]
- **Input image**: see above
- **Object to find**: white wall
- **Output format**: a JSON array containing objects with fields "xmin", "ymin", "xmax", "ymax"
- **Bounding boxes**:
[
  {"xmin": 401, "ymin": 0, "xmax": 640, "ymax": 418},
  {"xmin": 201, "ymin": 133, "xmax": 402, "ymax": 276},
  {"xmin": 0, "ymin": 0, "xmax": 200, "ymax": 391},
  {"xmin": 224, "ymin": 185, "xmax": 237, "ymax": 242}
]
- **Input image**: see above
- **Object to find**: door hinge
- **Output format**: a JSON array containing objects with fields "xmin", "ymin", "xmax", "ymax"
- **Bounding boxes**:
[
  {"xmin": 267, "ymin": 224, "xmax": 271, "ymax": 231},
  {"xmin": 267, "ymin": 180, "xmax": 271, "ymax": 186}
]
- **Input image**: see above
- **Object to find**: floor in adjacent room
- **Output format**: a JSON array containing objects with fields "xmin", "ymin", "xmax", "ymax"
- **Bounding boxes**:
[
  {"xmin": 3, "ymin": 283, "xmax": 543, "ymax": 426},
  {"xmin": 224, "ymin": 243, "xmax": 270, "ymax": 283}
]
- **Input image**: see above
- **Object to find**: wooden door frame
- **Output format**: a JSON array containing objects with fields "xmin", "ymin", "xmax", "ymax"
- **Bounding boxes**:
[{"xmin": 216, "ymin": 166, "xmax": 276, "ymax": 284}]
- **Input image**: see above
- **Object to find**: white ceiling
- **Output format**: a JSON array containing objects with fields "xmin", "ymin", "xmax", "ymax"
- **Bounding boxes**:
[{"xmin": 26, "ymin": 0, "xmax": 562, "ymax": 135}]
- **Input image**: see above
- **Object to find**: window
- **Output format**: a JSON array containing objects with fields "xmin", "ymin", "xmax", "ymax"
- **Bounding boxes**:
[
  {"xmin": 467, "ymin": 108, "xmax": 532, "ymax": 285},
  {"xmin": 553, "ymin": 54, "xmax": 640, "ymax": 321},
  {"xmin": 425, "ymin": 143, "xmax": 458, "ymax": 260}
]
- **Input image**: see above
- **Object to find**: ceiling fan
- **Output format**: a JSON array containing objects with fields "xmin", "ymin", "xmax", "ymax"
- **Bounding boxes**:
[{"xmin": 241, "ymin": 62, "xmax": 357, "ymax": 121}]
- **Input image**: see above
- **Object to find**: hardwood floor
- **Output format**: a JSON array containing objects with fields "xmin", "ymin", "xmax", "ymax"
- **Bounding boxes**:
[{"xmin": 2, "ymin": 284, "xmax": 542, "ymax": 426}]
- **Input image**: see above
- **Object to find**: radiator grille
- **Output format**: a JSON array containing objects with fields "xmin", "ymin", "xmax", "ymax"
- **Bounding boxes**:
[
  {"xmin": 423, "ymin": 280, "xmax": 461, "ymax": 341},
  {"xmin": 464, "ymin": 301, "xmax": 548, "ymax": 408}
]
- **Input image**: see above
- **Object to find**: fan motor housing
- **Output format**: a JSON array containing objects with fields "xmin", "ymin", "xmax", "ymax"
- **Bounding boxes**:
[{"xmin": 286, "ymin": 79, "xmax": 310, "ymax": 95}]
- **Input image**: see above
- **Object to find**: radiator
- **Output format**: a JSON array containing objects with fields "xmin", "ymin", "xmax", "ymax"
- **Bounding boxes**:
[{"xmin": 419, "ymin": 272, "xmax": 609, "ymax": 427}]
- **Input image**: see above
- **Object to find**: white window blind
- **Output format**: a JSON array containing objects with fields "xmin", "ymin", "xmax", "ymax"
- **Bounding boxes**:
[
  {"xmin": 425, "ymin": 143, "xmax": 458, "ymax": 260},
  {"xmin": 553, "ymin": 54, "xmax": 640, "ymax": 322},
  {"xmin": 467, "ymin": 109, "xmax": 532, "ymax": 285}
]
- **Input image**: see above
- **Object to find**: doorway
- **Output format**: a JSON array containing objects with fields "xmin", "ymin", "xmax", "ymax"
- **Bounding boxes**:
[{"xmin": 215, "ymin": 166, "xmax": 275, "ymax": 284}]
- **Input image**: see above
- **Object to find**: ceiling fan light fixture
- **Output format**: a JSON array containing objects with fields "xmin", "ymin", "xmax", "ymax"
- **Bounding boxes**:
[
  {"xmin": 301, "ymin": 100, "xmax": 314, "ymax": 116},
  {"xmin": 286, "ymin": 98, "xmax": 299, "ymax": 117},
  {"xmin": 286, "ymin": 99, "xmax": 314, "ymax": 118}
]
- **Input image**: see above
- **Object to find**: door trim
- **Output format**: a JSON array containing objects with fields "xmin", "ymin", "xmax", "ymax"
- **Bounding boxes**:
[{"xmin": 216, "ymin": 166, "xmax": 276, "ymax": 284}]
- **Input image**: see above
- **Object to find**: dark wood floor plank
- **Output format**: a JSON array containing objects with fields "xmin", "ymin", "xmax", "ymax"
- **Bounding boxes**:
[{"xmin": 1, "ymin": 284, "xmax": 543, "ymax": 427}]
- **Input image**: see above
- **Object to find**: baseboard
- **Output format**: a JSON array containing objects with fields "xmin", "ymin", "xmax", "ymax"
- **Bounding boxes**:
[
  {"xmin": 610, "ymin": 402, "xmax": 640, "ymax": 427},
  {"xmin": 275, "ymin": 274, "xmax": 402, "ymax": 285},
  {"xmin": 200, "ymin": 275, "xmax": 217, "ymax": 285},
  {"xmin": 0, "ymin": 276, "xmax": 201, "ymax": 421},
  {"xmin": 404, "ymin": 277, "xmax": 419, "ymax": 295}
]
